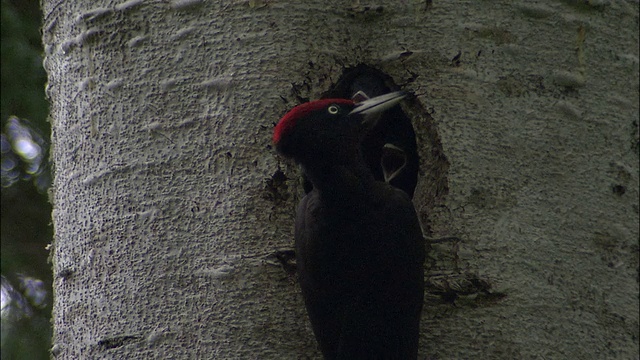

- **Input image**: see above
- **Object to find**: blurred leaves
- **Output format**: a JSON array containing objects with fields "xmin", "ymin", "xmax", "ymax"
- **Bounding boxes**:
[
  {"xmin": 1, "ymin": 0, "xmax": 52, "ymax": 359},
  {"xmin": 1, "ymin": 0, "xmax": 49, "ymax": 128},
  {"xmin": 2, "ymin": 116, "xmax": 50, "ymax": 192},
  {"xmin": 1, "ymin": 275, "xmax": 51, "ymax": 359}
]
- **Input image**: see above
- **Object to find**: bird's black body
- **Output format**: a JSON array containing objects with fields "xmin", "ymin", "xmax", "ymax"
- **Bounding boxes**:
[
  {"xmin": 296, "ymin": 173, "xmax": 424, "ymax": 359},
  {"xmin": 274, "ymin": 93, "xmax": 424, "ymax": 359}
]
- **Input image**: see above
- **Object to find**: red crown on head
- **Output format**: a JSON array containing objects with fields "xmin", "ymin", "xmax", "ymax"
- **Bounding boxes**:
[{"xmin": 273, "ymin": 99, "xmax": 354, "ymax": 144}]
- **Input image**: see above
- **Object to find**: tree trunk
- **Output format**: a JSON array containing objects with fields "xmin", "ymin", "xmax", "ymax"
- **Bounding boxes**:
[{"xmin": 43, "ymin": 0, "xmax": 638, "ymax": 358}]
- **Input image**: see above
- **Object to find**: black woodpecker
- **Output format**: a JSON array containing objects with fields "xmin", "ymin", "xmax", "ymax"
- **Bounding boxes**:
[
  {"xmin": 273, "ymin": 92, "xmax": 425, "ymax": 359},
  {"xmin": 327, "ymin": 67, "xmax": 420, "ymax": 199},
  {"xmin": 302, "ymin": 71, "xmax": 419, "ymax": 199}
]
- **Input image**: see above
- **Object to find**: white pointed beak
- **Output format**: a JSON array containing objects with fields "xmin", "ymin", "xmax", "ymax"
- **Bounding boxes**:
[{"xmin": 349, "ymin": 91, "xmax": 406, "ymax": 116}]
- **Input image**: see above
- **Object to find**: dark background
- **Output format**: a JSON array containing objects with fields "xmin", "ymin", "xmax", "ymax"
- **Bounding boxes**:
[{"xmin": 2, "ymin": 0, "xmax": 53, "ymax": 358}]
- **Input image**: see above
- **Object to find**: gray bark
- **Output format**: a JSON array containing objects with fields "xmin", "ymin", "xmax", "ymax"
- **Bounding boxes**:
[{"xmin": 43, "ymin": 0, "xmax": 638, "ymax": 359}]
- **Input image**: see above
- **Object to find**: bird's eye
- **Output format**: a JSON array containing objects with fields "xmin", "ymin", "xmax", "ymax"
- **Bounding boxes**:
[{"xmin": 327, "ymin": 105, "xmax": 339, "ymax": 115}]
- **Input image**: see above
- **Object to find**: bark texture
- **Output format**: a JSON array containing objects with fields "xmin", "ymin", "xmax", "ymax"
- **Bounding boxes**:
[{"xmin": 43, "ymin": 0, "xmax": 638, "ymax": 358}]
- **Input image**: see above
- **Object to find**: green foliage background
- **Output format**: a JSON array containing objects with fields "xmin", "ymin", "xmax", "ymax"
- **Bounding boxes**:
[{"xmin": 1, "ymin": 0, "xmax": 53, "ymax": 358}]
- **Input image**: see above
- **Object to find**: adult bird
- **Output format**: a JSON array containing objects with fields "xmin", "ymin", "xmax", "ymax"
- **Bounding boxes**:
[{"xmin": 273, "ymin": 92, "xmax": 425, "ymax": 359}]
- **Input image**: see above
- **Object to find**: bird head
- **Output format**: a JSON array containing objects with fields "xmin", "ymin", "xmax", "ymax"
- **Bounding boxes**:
[{"xmin": 273, "ymin": 92, "xmax": 406, "ymax": 164}]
